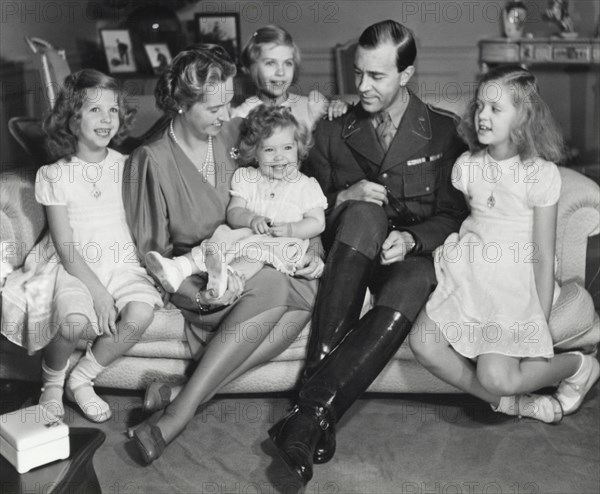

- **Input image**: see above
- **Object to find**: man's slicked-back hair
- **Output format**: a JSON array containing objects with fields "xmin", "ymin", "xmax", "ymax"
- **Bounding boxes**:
[{"xmin": 358, "ymin": 19, "xmax": 417, "ymax": 72}]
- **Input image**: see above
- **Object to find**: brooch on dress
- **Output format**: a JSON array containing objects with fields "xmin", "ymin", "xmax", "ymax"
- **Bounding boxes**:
[{"xmin": 229, "ymin": 147, "xmax": 240, "ymax": 160}]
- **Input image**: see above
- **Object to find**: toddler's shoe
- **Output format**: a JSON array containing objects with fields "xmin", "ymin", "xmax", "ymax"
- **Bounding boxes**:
[
  {"xmin": 146, "ymin": 251, "xmax": 184, "ymax": 293},
  {"xmin": 204, "ymin": 243, "xmax": 228, "ymax": 298},
  {"xmin": 555, "ymin": 352, "xmax": 600, "ymax": 415}
]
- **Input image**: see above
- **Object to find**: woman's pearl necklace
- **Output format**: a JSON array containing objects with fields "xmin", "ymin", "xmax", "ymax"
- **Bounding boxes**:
[{"xmin": 169, "ymin": 120, "xmax": 213, "ymax": 177}]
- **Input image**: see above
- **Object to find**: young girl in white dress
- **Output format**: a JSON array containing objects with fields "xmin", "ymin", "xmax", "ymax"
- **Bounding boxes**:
[
  {"xmin": 145, "ymin": 104, "xmax": 327, "ymax": 299},
  {"xmin": 2, "ymin": 69, "xmax": 162, "ymax": 422},
  {"xmin": 231, "ymin": 25, "xmax": 347, "ymax": 130},
  {"xmin": 409, "ymin": 66, "xmax": 599, "ymax": 423}
]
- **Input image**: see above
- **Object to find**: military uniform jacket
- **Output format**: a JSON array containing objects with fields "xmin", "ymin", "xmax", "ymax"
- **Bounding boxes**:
[{"xmin": 303, "ymin": 91, "xmax": 469, "ymax": 254}]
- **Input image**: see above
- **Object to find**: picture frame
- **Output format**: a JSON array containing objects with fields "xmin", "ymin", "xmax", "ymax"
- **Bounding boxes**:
[
  {"xmin": 194, "ymin": 13, "xmax": 241, "ymax": 65},
  {"xmin": 143, "ymin": 43, "xmax": 173, "ymax": 75},
  {"xmin": 99, "ymin": 29, "xmax": 137, "ymax": 74}
]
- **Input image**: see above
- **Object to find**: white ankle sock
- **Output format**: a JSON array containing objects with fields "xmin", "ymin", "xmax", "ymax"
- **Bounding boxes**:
[
  {"xmin": 66, "ymin": 347, "xmax": 111, "ymax": 422},
  {"xmin": 40, "ymin": 359, "xmax": 69, "ymax": 418}
]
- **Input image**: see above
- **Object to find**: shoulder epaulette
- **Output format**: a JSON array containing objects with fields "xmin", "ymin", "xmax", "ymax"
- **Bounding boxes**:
[{"xmin": 427, "ymin": 104, "xmax": 461, "ymax": 123}]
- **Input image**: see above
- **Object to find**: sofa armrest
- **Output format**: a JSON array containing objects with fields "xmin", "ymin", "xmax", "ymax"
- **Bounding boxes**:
[
  {"xmin": 556, "ymin": 167, "xmax": 600, "ymax": 286},
  {"xmin": 0, "ymin": 168, "xmax": 46, "ymax": 271}
]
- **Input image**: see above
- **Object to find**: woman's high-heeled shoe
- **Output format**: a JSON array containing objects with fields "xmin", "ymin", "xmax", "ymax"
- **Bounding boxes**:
[
  {"xmin": 127, "ymin": 410, "xmax": 163, "ymax": 439},
  {"xmin": 132, "ymin": 422, "xmax": 166, "ymax": 465},
  {"xmin": 143, "ymin": 382, "xmax": 173, "ymax": 413}
]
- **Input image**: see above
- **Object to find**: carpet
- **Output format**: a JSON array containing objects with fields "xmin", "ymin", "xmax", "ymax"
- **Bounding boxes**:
[{"xmin": 39, "ymin": 386, "xmax": 600, "ymax": 494}]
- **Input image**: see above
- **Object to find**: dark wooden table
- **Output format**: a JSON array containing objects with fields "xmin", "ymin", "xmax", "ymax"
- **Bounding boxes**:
[{"xmin": 0, "ymin": 427, "xmax": 105, "ymax": 494}]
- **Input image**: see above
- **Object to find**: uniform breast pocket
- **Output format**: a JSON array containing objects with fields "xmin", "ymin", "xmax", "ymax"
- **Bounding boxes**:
[{"xmin": 403, "ymin": 160, "xmax": 439, "ymax": 203}]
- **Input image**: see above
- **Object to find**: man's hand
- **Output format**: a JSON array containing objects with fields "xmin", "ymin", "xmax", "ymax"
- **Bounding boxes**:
[
  {"xmin": 197, "ymin": 269, "xmax": 245, "ymax": 308},
  {"xmin": 336, "ymin": 179, "xmax": 388, "ymax": 207},
  {"xmin": 380, "ymin": 231, "xmax": 416, "ymax": 265}
]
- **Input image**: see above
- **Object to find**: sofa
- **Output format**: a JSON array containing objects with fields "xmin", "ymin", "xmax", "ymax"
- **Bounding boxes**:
[{"xmin": 2, "ymin": 94, "xmax": 599, "ymax": 394}]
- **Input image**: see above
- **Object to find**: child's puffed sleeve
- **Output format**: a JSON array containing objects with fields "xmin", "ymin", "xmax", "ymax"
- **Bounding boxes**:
[
  {"xmin": 450, "ymin": 151, "xmax": 473, "ymax": 196},
  {"xmin": 527, "ymin": 159, "xmax": 562, "ymax": 208},
  {"xmin": 229, "ymin": 167, "xmax": 256, "ymax": 203},
  {"xmin": 35, "ymin": 163, "xmax": 67, "ymax": 206},
  {"xmin": 301, "ymin": 176, "xmax": 328, "ymax": 213}
]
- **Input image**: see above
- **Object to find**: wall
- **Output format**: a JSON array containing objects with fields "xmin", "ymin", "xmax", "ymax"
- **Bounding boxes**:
[{"xmin": 1, "ymin": 0, "xmax": 599, "ymax": 167}]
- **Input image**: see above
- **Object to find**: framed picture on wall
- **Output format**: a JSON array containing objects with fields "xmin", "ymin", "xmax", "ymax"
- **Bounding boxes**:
[
  {"xmin": 100, "ymin": 29, "xmax": 137, "ymax": 74},
  {"xmin": 144, "ymin": 43, "xmax": 172, "ymax": 75},
  {"xmin": 194, "ymin": 13, "xmax": 241, "ymax": 65}
]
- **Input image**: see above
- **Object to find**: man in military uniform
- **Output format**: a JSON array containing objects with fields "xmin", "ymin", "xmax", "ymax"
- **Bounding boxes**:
[{"xmin": 268, "ymin": 20, "xmax": 468, "ymax": 484}]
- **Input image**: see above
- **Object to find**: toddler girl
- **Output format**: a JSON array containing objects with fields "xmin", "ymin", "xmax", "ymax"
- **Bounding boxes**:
[
  {"xmin": 2, "ymin": 69, "xmax": 162, "ymax": 422},
  {"xmin": 409, "ymin": 66, "xmax": 599, "ymax": 423},
  {"xmin": 146, "ymin": 104, "xmax": 327, "ymax": 299},
  {"xmin": 231, "ymin": 25, "xmax": 347, "ymax": 130}
]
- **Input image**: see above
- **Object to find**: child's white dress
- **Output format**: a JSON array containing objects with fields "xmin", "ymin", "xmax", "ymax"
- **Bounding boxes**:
[
  {"xmin": 231, "ymin": 92, "xmax": 326, "ymax": 132},
  {"xmin": 425, "ymin": 150, "xmax": 562, "ymax": 359},
  {"xmin": 1, "ymin": 149, "xmax": 162, "ymax": 353},
  {"xmin": 207, "ymin": 166, "xmax": 327, "ymax": 274}
]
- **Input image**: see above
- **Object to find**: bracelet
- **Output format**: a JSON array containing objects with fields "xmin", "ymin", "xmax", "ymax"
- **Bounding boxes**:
[
  {"xmin": 195, "ymin": 291, "xmax": 212, "ymax": 313},
  {"xmin": 408, "ymin": 235, "xmax": 421, "ymax": 254}
]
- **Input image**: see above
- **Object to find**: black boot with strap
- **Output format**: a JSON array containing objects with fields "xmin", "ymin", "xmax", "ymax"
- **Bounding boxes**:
[{"xmin": 270, "ymin": 306, "xmax": 414, "ymax": 485}]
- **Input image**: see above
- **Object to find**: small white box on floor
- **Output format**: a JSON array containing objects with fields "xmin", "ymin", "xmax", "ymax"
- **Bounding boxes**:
[{"xmin": 0, "ymin": 405, "xmax": 69, "ymax": 473}]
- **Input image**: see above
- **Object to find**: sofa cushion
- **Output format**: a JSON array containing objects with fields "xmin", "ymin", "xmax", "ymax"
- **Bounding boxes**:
[
  {"xmin": 550, "ymin": 281, "xmax": 599, "ymax": 352},
  {"xmin": 0, "ymin": 170, "xmax": 46, "ymax": 270},
  {"xmin": 84, "ymin": 280, "xmax": 598, "ymax": 362}
]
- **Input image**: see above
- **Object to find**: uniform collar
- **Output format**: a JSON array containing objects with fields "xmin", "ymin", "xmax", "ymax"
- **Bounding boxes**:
[{"xmin": 342, "ymin": 91, "xmax": 433, "ymax": 170}]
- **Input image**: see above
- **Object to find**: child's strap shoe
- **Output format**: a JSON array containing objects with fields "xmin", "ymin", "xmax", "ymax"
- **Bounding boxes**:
[
  {"xmin": 39, "ymin": 359, "xmax": 69, "ymax": 419},
  {"xmin": 491, "ymin": 394, "xmax": 563, "ymax": 424},
  {"xmin": 65, "ymin": 347, "xmax": 111, "ymax": 423},
  {"xmin": 554, "ymin": 352, "xmax": 600, "ymax": 415}
]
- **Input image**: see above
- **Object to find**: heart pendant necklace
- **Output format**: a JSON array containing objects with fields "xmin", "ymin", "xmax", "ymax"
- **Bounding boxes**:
[
  {"xmin": 91, "ymin": 183, "xmax": 102, "ymax": 199},
  {"xmin": 485, "ymin": 156, "xmax": 501, "ymax": 208},
  {"xmin": 88, "ymin": 153, "xmax": 108, "ymax": 199}
]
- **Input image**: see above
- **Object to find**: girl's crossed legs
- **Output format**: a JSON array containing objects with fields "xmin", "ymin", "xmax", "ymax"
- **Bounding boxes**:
[{"xmin": 409, "ymin": 312, "xmax": 589, "ymax": 423}]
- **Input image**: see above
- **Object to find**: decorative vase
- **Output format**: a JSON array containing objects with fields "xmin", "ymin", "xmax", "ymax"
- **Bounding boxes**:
[{"xmin": 503, "ymin": 1, "xmax": 528, "ymax": 40}]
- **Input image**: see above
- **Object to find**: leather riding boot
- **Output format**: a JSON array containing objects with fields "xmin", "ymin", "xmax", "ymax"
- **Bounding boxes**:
[
  {"xmin": 268, "ymin": 401, "xmax": 335, "ymax": 486},
  {"xmin": 302, "ymin": 241, "xmax": 374, "ymax": 465},
  {"xmin": 303, "ymin": 241, "xmax": 374, "ymax": 381},
  {"xmin": 302, "ymin": 306, "xmax": 413, "ymax": 466}
]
